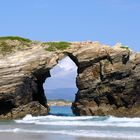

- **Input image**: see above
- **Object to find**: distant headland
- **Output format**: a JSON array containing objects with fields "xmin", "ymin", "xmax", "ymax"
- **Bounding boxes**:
[{"xmin": 48, "ymin": 99, "xmax": 72, "ymax": 106}]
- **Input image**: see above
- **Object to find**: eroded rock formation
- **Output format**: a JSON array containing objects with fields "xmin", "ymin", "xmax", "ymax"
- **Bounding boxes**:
[
  {"xmin": 0, "ymin": 38, "xmax": 140, "ymax": 119},
  {"xmin": 72, "ymin": 43, "xmax": 140, "ymax": 117}
]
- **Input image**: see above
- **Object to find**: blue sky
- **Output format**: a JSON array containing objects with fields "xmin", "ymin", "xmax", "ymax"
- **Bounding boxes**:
[
  {"xmin": 0, "ymin": 0, "xmax": 140, "ymax": 51},
  {"xmin": 1, "ymin": 1, "xmax": 140, "ymax": 91}
]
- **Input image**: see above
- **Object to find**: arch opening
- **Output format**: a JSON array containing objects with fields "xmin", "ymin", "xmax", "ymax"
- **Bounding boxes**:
[{"xmin": 43, "ymin": 56, "xmax": 78, "ymax": 116}]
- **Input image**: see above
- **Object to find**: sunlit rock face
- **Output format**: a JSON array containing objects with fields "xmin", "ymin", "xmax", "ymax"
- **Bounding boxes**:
[{"xmin": 0, "ymin": 39, "xmax": 140, "ymax": 119}]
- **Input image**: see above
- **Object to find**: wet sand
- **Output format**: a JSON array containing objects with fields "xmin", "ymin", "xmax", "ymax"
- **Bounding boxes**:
[{"xmin": 0, "ymin": 132, "xmax": 132, "ymax": 140}]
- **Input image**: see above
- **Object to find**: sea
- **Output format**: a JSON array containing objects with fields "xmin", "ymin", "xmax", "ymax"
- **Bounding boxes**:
[{"xmin": 0, "ymin": 106, "xmax": 140, "ymax": 140}]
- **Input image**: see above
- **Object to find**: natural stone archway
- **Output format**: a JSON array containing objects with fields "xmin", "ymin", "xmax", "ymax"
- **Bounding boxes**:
[
  {"xmin": 0, "ymin": 40, "xmax": 80, "ymax": 119},
  {"xmin": 0, "ymin": 38, "xmax": 140, "ymax": 119},
  {"xmin": 32, "ymin": 54, "xmax": 79, "ymax": 114},
  {"xmin": 43, "ymin": 56, "xmax": 78, "ymax": 105}
]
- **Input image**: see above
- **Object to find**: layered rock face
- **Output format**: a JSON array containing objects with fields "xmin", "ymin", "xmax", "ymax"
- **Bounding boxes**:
[
  {"xmin": 72, "ymin": 43, "xmax": 140, "ymax": 117},
  {"xmin": 0, "ymin": 39, "xmax": 58, "ymax": 119},
  {"xmin": 0, "ymin": 38, "xmax": 140, "ymax": 119}
]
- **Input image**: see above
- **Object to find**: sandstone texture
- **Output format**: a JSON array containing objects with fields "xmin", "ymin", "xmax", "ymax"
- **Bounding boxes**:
[{"xmin": 0, "ymin": 37, "xmax": 140, "ymax": 119}]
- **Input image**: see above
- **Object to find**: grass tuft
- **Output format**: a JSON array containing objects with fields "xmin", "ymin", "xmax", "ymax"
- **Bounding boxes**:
[
  {"xmin": 0, "ymin": 36, "xmax": 31, "ymax": 43},
  {"xmin": 42, "ymin": 42, "xmax": 71, "ymax": 51},
  {"xmin": 0, "ymin": 42, "xmax": 15, "ymax": 55},
  {"xmin": 120, "ymin": 46, "xmax": 129, "ymax": 50},
  {"xmin": 0, "ymin": 36, "xmax": 31, "ymax": 55}
]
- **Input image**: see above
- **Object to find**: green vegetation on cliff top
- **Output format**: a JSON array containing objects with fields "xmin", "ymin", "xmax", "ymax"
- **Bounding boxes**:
[
  {"xmin": 120, "ymin": 45, "xmax": 129, "ymax": 50},
  {"xmin": 0, "ymin": 36, "xmax": 31, "ymax": 43},
  {"xmin": 0, "ymin": 36, "xmax": 31, "ymax": 55},
  {"xmin": 42, "ymin": 42, "xmax": 71, "ymax": 51},
  {"xmin": 0, "ymin": 42, "xmax": 14, "ymax": 55}
]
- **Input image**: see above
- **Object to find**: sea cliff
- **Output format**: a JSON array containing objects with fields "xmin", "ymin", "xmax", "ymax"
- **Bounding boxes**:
[{"xmin": 0, "ymin": 36, "xmax": 140, "ymax": 119}]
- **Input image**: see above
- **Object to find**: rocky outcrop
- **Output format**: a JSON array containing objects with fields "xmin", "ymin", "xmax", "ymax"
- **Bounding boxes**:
[
  {"xmin": 0, "ymin": 37, "xmax": 140, "ymax": 119},
  {"xmin": 72, "ymin": 43, "xmax": 140, "ymax": 117},
  {"xmin": 0, "ymin": 101, "xmax": 48, "ymax": 119}
]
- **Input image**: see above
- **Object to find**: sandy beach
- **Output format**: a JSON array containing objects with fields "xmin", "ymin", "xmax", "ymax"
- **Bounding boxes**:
[{"xmin": 0, "ymin": 132, "xmax": 131, "ymax": 140}]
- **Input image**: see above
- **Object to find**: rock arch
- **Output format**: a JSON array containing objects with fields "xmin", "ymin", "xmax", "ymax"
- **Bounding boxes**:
[
  {"xmin": 31, "ymin": 52, "xmax": 79, "ymax": 109},
  {"xmin": 0, "ymin": 40, "xmax": 140, "ymax": 119}
]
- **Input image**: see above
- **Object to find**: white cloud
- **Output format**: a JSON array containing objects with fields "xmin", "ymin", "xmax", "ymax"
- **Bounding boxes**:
[
  {"xmin": 58, "ymin": 57, "xmax": 76, "ymax": 71},
  {"xmin": 44, "ymin": 56, "xmax": 78, "ymax": 89},
  {"xmin": 50, "ymin": 56, "xmax": 77, "ymax": 78}
]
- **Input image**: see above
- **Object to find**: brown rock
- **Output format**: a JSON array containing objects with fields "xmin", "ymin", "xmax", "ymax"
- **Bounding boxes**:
[
  {"xmin": 0, "ymin": 38, "xmax": 140, "ymax": 119},
  {"xmin": 0, "ymin": 101, "xmax": 49, "ymax": 120}
]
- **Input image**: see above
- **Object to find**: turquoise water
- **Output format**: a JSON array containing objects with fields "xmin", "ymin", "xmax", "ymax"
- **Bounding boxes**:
[{"xmin": 49, "ymin": 106, "xmax": 74, "ymax": 116}]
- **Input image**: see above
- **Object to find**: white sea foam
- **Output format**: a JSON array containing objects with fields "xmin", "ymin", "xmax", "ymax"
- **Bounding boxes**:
[
  {"xmin": 22, "ymin": 114, "xmax": 33, "ymax": 121},
  {"xmin": 15, "ymin": 115, "xmax": 140, "ymax": 127},
  {"xmin": 23, "ymin": 114, "xmax": 94, "ymax": 121},
  {"xmin": 12, "ymin": 114, "xmax": 140, "ymax": 139}
]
